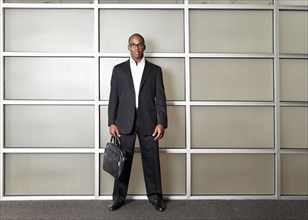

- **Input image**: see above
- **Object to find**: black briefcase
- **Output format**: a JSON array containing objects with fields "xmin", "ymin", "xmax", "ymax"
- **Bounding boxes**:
[{"xmin": 103, "ymin": 136, "xmax": 127, "ymax": 179}]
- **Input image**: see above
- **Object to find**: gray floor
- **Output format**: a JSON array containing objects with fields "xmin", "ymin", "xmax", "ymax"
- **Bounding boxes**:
[{"xmin": 0, "ymin": 200, "xmax": 307, "ymax": 220}]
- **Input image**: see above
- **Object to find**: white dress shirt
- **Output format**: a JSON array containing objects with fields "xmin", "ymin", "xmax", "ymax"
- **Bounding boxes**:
[{"xmin": 130, "ymin": 57, "xmax": 145, "ymax": 108}]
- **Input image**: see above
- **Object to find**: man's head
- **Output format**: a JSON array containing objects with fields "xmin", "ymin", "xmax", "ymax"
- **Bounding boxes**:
[{"xmin": 128, "ymin": 33, "xmax": 146, "ymax": 63}]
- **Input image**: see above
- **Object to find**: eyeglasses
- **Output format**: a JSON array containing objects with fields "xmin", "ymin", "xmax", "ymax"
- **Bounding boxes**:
[{"xmin": 128, "ymin": 42, "xmax": 145, "ymax": 48}]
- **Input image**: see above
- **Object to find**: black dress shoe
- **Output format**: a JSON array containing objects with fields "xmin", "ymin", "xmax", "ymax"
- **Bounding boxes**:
[
  {"xmin": 108, "ymin": 201, "xmax": 125, "ymax": 211},
  {"xmin": 152, "ymin": 200, "xmax": 166, "ymax": 212}
]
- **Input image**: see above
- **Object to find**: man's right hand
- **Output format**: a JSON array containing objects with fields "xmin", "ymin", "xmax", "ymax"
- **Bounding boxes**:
[{"xmin": 109, "ymin": 124, "xmax": 121, "ymax": 137}]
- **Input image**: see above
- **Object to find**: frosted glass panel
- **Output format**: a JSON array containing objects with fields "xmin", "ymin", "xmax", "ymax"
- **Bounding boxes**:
[
  {"xmin": 192, "ymin": 154, "xmax": 274, "ymax": 195},
  {"xmin": 100, "ymin": 106, "xmax": 185, "ymax": 148},
  {"xmin": 100, "ymin": 153, "xmax": 185, "ymax": 195},
  {"xmin": 159, "ymin": 153, "xmax": 186, "ymax": 195},
  {"xmin": 280, "ymin": 107, "xmax": 308, "ymax": 149},
  {"xmin": 280, "ymin": 10, "xmax": 308, "ymax": 54},
  {"xmin": 100, "ymin": 0, "xmax": 183, "ymax": 3},
  {"xmin": 190, "ymin": 10, "xmax": 272, "ymax": 53},
  {"xmin": 5, "ymin": 154, "xmax": 94, "ymax": 195},
  {"xmin": 160, "ymin": 106, "xmax": 186, "ymax": 148},
  {"xmin": 148, "ymin": 58, "xmax": 185, "ymax": 101},
  {"xmin": 100, "ymin": 58, "xmax": 128, "ymax": 101},
  {"xmin": 191, "ymin": 107, "xmax": 274, "ymax": 148},
  {"xmin": 100, "ymin": 58, "xmax": 184, "ymax": 101},
  {"xmin": 280, "ymin": 59, "xmax": 308, "ymax": 102},
  {"xmin": 5, "ymin": 57, "xmax": 95, "ymax": 100},
  {"xmin": 100, "ymin": 9, "xmax": 184, "ymax": 53},
  {"xmin": 5, "ymin": 105, "xmax": 95, "ymax": 148},
  {"xmin": 278, "ymin": 0, "xmax": 308, "ymax": 6},
  {"xmin": 191, "ymin": 59, "xmax": 273, "ymax": 101},
  {"xmin": 5, "ymin": 0, "xmax": 93, "ymax": 2},
  {"xmin": 189, "ymin": 0, "xmax": 272, "ymax": 4},
  {"xmin": 100, "ymin": 106, "xmax": 111, "ymax": 148},
  {"xmin": 281, "ymin": 154, "xmax": 308, "ymax": 195},
  {"xmin": 5, "ymin": 9, "xmax": 93, "ymax": 52}
]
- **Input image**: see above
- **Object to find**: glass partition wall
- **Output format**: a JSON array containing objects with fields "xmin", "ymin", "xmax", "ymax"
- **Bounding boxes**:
[{"xmin": 0, "ymin": 0, "xmax": 307, "ymax": 200}]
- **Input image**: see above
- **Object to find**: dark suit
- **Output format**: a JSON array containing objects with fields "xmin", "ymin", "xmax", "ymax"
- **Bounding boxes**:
[{"xmin": 108, "ymin": 59, "xmax": 167, "ymax": 203}]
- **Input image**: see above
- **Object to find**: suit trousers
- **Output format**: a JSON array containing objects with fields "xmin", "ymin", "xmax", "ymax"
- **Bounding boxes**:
[{"xmin": 112, "ymin": 110, "xmax": 163, "ymax": 203}]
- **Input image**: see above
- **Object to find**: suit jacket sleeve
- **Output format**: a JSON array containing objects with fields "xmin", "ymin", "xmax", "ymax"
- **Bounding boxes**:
[
  {"xmin": 108, "ymin": 66, "xmax": 119, "ymax": 126},
  {"xmin": 155, "ymin": 66, "xmax": 168, "ymax": 128}
]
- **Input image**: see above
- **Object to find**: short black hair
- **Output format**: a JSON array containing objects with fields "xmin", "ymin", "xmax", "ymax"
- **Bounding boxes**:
[{"xmin": 128, "ymin": 33, "xmax": 145, "ymax": 45}]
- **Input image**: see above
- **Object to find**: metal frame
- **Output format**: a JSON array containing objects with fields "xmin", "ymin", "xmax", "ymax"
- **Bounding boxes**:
[
  {"xmin": 0, "ymin": 0, "xmax": 307, "ymax": 201},
  {"xmin": 0, "ymin": 0, "xmax": 4, "ymax": 200}
]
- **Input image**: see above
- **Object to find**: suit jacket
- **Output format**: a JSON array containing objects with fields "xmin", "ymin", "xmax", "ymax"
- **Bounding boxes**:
[{"xmin": 108, "ymin": 59, "xmax": 168, "ymax": 135}]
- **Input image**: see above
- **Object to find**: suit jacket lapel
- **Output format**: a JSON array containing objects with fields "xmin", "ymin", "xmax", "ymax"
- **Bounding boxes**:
[
  {"xmin": 124, "ymin": 59, "xmax": 135, "ymax": 94},
  {"xmin": 139, "ymin": 60, "xmax": 152, "ymax": 92}
]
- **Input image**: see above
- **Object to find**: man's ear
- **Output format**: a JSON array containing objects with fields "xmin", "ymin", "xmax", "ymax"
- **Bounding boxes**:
[{"xmin": 144, "ymin": 45, "xmax": 146, "ymax": 51}]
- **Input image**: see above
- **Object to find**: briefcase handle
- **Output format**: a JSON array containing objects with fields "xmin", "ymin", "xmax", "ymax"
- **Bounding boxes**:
[{"xmin": 111, "ymin": 135, "xmax": 121, "ymax": 147}]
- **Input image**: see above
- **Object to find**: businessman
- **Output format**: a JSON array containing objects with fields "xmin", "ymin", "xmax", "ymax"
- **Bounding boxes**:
[{"xmin": 108, "ymin": 33, "xmax": 168, "ymax": 212}]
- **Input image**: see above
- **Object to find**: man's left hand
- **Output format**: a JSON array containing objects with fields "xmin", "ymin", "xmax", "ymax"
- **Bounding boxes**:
[{"xmin": 152, "ymin": 125, "xmax": 165, "ymax": 141}]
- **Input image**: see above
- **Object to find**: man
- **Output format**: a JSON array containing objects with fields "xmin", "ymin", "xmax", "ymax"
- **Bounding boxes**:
[{"xmin": 108, "ymin": 33, "xmax": 168, "ymax": 212}]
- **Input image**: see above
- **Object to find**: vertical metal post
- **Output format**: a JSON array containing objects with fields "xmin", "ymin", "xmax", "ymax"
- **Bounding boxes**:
[
  {"xmin": 0, "ymin": 0, "xmax": 4, "ymax": 201},
  {"xmin": 273, "ymin": 0, "xmax": 281, "ymax": 199},
  {"xmin": 94, "ymin": 0, "xmax": 100, "ymax": 199},
  {"xmin": 184, "ymin": 0, "xmax": 192, "ymax": 199}
]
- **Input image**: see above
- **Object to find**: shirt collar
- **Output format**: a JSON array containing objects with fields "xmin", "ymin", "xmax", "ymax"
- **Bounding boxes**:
[{"xmin": 130, "ymin": 57, "xmax": 145, "ymax": 66}]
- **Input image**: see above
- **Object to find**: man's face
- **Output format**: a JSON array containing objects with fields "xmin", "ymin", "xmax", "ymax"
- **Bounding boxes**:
[{"xmin": 128, "ymin": 35, "xmax": 146, "ymax": 62}]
